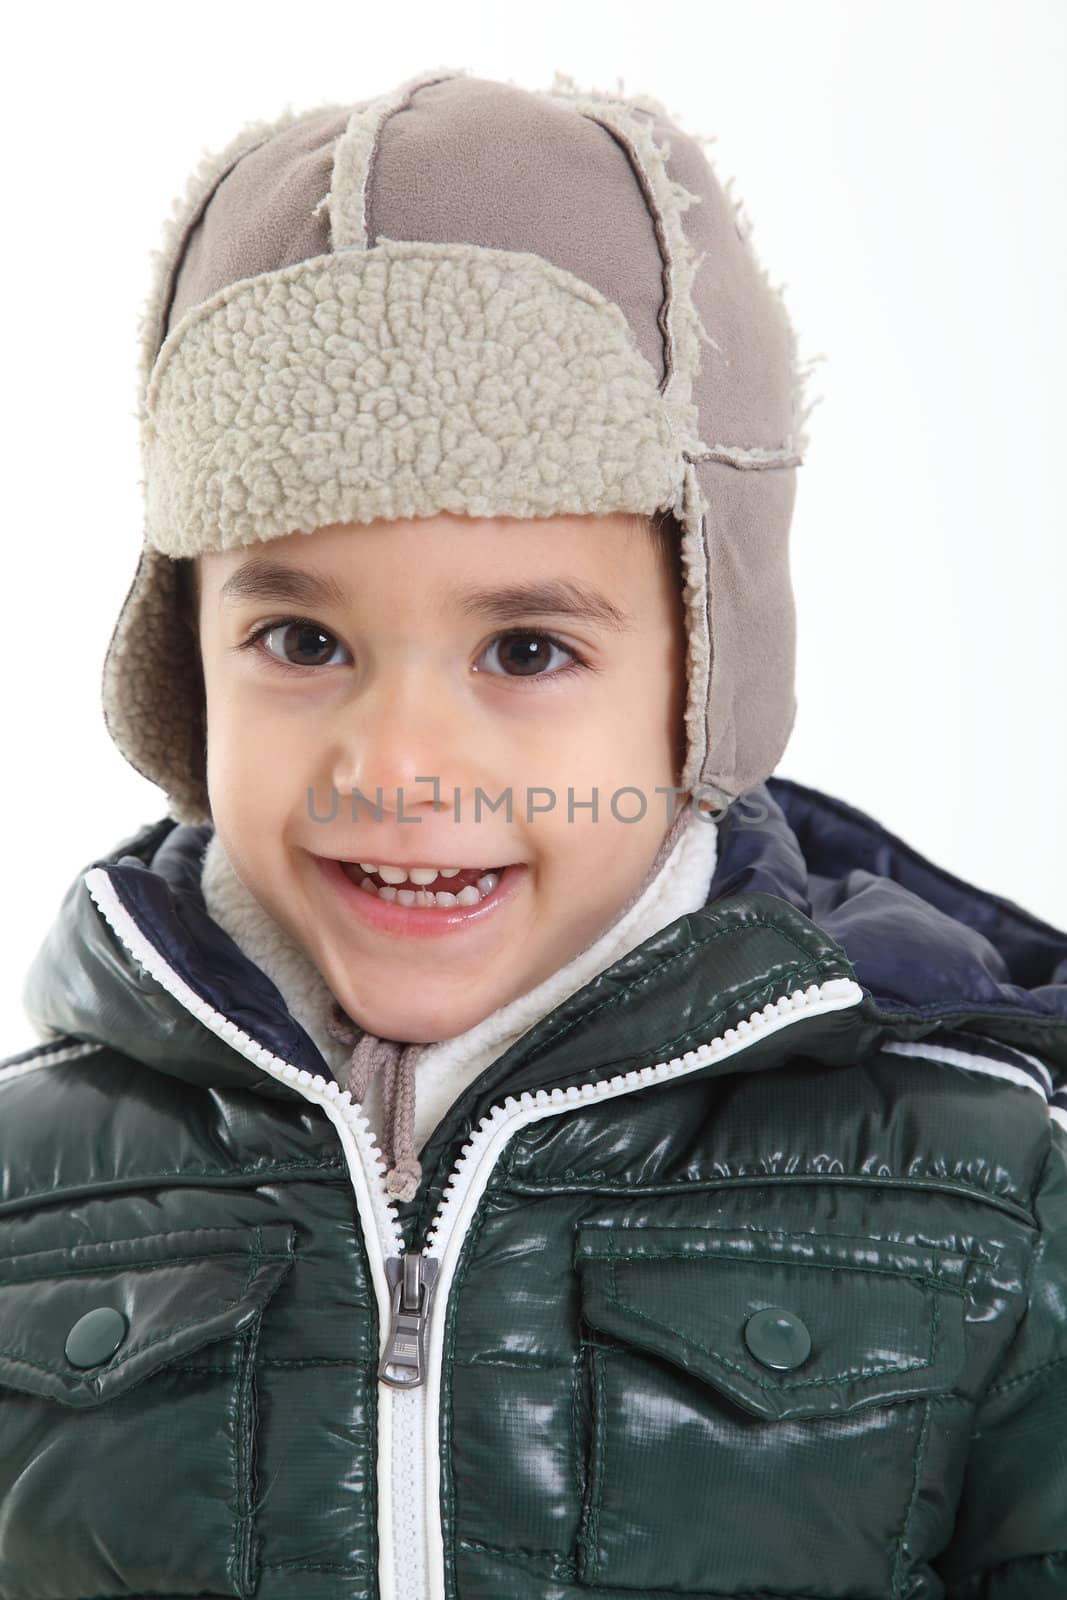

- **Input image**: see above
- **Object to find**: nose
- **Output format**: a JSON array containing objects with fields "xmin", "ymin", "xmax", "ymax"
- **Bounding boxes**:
[{"xmin": 324, "ymin": 665, "xmax": 478, "ymax": 821}]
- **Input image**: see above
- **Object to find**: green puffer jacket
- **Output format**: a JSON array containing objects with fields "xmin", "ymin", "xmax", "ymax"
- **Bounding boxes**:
[{"xmin": 2, "ymin": 775, "xmax": 1065, "ymax": 1600}]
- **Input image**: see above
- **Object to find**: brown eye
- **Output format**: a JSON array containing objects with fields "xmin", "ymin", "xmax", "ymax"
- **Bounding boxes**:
[
  {"xmin": 479, "ymin": 630, "xmax": 579, "ymax": 679},
  {"xmin": 259, "ymin": 622, "xmax": 349, "ymax": 669}
]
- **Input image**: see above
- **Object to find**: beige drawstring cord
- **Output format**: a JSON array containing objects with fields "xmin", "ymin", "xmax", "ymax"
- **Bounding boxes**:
[{"xmin": 325, "ymin": 1001, "xmax": 423, "ymax": 1201}]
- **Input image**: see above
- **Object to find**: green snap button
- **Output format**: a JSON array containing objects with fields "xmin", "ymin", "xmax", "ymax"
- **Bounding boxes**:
[
  {"xmin": 65, "ymin": 1307, "xmax": 128, "ymax": 1369},
  {"xmin": 743, "ymin": 1307, "xmax": 812, "ymax": 1371}
]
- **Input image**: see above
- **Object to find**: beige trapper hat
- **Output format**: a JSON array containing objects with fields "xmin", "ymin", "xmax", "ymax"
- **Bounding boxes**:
[{"xmin": 101, "ymin": 66, "xmax": 820, "ymax": 827}]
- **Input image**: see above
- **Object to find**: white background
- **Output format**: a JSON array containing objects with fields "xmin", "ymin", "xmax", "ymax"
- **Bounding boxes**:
[{"xmin": 2, "ymin": 0, "xmax": 1064, "ymax": 1049}]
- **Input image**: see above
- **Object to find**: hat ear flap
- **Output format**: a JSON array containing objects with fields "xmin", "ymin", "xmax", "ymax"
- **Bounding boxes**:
[{"xmin": 101, "ymin": 546, "xmax": 210, "ymax": 824}]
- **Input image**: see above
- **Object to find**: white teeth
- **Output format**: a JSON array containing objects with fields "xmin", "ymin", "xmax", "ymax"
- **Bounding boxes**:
[
  {"xmin": 348, "ymin": 863, "xmax": 510, "ymax": 908},
  {"xmin": 355, "ymin": 862, "xmax": 469, "ymax": 883}
]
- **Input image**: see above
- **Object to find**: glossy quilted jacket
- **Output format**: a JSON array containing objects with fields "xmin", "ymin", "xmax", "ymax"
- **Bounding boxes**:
[{"xmin": 2, "ymin": 775, "xmax": 1065, "ymax": 1600}]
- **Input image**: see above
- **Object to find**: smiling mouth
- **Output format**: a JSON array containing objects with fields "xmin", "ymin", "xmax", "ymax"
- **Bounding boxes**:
[{"xmin": 337, "ymin": 863, "xmax": 507, "ymax": 907}]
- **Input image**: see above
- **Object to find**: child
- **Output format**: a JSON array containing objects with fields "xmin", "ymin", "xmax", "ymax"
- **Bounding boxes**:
[{"xmin": 2, "ymin": 67, "xmax": 1065, "ymax": 1600}]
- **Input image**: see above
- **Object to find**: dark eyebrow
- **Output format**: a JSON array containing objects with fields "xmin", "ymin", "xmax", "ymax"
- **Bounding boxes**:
[
  {"xmin": 218, "ymin": 558, "xmax": 634, "ymax": 633},
  {"xmin": 442, "ymin": 578, "xmax": 634, "ymax": 633},
  {"xmin": 218, "ymin": 559, "xmax": 349, "ymax": 611}
]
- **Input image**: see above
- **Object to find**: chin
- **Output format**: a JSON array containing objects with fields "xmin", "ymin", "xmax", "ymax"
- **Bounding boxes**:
[{"xmin": 332, "ymin": 996, "xmax": 482, "ymax": 1047}]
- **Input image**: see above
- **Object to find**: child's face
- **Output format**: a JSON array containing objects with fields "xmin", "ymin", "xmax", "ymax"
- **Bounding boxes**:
[{"xmin": 195, "ymin": 512, "xmax": 689, "ymax": 1043}]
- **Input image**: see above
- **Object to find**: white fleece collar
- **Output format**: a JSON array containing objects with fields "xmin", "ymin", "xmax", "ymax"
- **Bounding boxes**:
[{"xmin": 200, "ymin": 809, "xmax": 719, "ymax": 1158}]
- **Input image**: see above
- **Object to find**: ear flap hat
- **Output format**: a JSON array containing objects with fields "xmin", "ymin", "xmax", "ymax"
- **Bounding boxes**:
[{"xmin": 102, "ymin": 66, "xmax": 818, "ymax": 826}]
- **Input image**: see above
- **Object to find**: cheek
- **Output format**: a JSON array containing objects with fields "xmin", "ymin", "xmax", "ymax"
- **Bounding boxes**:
[
  {"xmin": 515, "ymin": 661, "xmax": 680, "ymax": 842},
  {"xmin": 203, "ymin": 655, "xmax": 305, "ymax": 754},
  {"xmin": 605, "ymin": 659, "xmax": 682, "ymax": 786},
  {"xmin": 202, "ymin": 674, "xmax": 299, "ymax": 822}
]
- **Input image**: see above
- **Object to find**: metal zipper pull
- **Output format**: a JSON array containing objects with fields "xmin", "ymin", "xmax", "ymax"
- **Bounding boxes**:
[{"xmin": 378, "ymin": 1249, "xmax": 441, "ymax": 1388}]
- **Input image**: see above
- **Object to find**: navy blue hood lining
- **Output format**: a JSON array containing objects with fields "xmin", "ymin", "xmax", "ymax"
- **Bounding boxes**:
[
  {"xmin": 100, "ymin": 820, "xmax": 332, "ymax": 1080},
  {"xmin": 710, "ymin": 778, "xmax": 1067, "ymax": 1023}
]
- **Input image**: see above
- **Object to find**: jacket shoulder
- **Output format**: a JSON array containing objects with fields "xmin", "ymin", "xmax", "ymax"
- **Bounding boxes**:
[
  {"xmin": 0, "ymin": 1036, "xmax": 181, "ymax": 1216},
  {"xmin": 731, "ymin": 1028, "xmax": 1059, "ymax": 1215}
]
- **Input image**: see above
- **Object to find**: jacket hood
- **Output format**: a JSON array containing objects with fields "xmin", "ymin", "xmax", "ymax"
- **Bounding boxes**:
[
  {"xmin": 716, "ymin": 779, "xmax": 1067, "ymax": 1036},
  {"xmin": 21, "ymin": 775, "xmax": 1067, "ymax": 1106}
]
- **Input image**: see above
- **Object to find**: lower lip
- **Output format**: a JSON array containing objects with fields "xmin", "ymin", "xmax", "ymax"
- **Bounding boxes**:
[{"xmin": 311, "ymin": 856, "xmax": 528, "ymax": 941}]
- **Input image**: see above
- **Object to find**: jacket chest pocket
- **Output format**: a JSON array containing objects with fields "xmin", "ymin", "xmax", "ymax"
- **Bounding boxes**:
[
  {"xmin": 573, "ymin": 1223, "xmax": 973, "ymax": 1598},
  {"xmin": 0, "ymin": 1222, "xmax": 296, "ymax": 1600}
]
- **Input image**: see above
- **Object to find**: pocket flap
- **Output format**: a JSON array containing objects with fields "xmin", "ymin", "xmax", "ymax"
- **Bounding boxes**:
[
  {"xmin": 0, "ymin": 1223, "xmax": 296, "ymax": 1407},
  {"xmin": 574, "ymin": 1223, "xmax": 968, "ymax": 1421}
]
